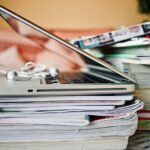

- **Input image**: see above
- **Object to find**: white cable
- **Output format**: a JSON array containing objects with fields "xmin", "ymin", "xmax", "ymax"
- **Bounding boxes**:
[{"xmin": 5, "ymin": 62, "xmax": 58, "ymax": 81}]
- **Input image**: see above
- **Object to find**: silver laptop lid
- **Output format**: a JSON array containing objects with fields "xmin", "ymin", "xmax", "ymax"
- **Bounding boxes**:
[{"xmin": 0, "ymin": 6, "xmax": 135, "ymax": 83}]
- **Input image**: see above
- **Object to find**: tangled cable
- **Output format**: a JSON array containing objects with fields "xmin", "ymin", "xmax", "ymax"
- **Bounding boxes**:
[{"xmin": 7, "ymin": 62, "xmax": 59, "ymax": 81}]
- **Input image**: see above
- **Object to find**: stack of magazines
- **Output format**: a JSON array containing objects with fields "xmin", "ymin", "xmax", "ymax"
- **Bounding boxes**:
[{"xmin": 0, "ymin": 93, "xmax": 143, "ymax": 150}]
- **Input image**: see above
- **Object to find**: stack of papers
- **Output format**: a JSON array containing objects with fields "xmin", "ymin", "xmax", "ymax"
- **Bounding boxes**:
[
  {"xmin": 0, "ymin": 113, "xmax": 138, "ymax": 141},
  {"xmin": 71, "ymin": 27, "xmax": 150, "ymax": 148},
  {"xmin": 105, "ymin": 57, "xmax": 150, "ymax": 88},
  {"xmin": 98, "ymin": 38, "xmax": 150, "ymax": 131},
  {"xmin": 0, "ymin": 93, "xmax": 143, "ymax": 150},
  {"xmin": 0, "ymin": 95, "xmax": 143, "ymax": 126}
]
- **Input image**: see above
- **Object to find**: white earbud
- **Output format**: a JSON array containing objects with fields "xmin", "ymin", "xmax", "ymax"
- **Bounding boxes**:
[
  {"xmin": 7, "ymin": 71, "xmax": 18, "ymax": 80},
  {"xmin": 7, "ymin": 71, "xmax": 31, "ymax": 81},
  {"xmin": 49, "ymin": 68, "xmax": 59, "ymax": 77}
]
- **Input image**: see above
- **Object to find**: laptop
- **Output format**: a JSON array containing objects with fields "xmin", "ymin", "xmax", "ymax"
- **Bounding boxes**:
[{"xmin": 0, "ymin": 6, "xmax": 136, "ymax": 96}]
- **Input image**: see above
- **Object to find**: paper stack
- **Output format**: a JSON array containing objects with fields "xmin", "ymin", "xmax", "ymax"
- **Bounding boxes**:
[
  {"xmin": 0, "ymin": 63, "xmax": 143, "ymax": 150},
  {"xmin": 98, "ymin": 38, "xmax": 150, "ymax": 131},
  {"xmin": 0, "ymin": 94, "xmax": 143, "ymax": 150},
  {"xmin": 70, "ymin": 22, "xmax": 150, "ymax": 148}
]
